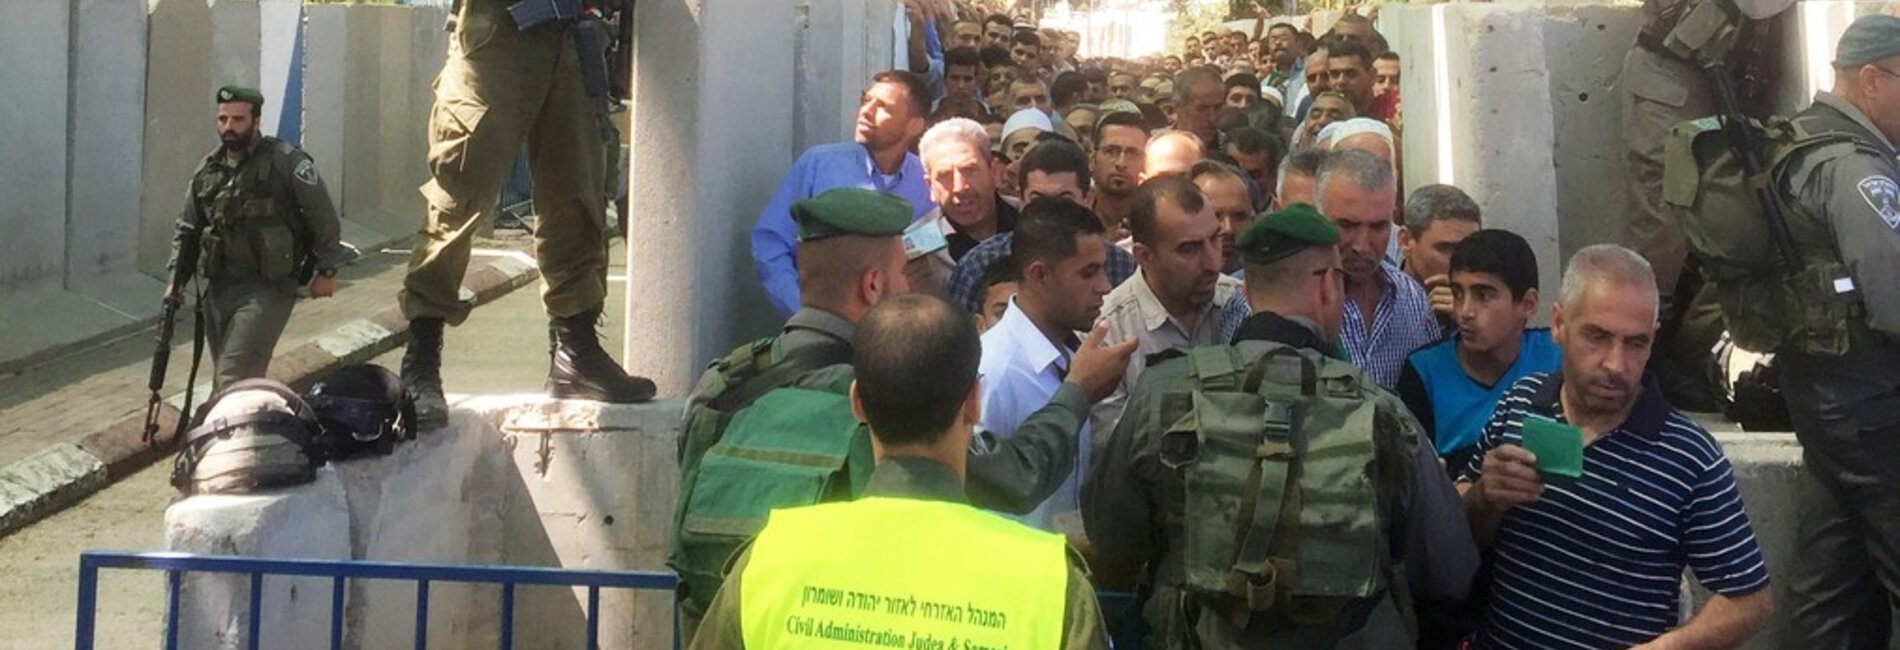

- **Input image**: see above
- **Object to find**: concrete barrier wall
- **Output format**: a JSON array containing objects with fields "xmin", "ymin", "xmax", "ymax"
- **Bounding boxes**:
[
  {"xmin": 0, "ymin": 0, "xmax": 446, "ymax": 373},
  {"xmin": 625, "ymin": 0, "xmax": 896, "ymax": 395}
]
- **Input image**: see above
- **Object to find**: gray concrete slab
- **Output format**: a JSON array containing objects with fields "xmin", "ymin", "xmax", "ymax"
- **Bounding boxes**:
[
  {"xmin": 138, "ymin": 0, "xmax": 216, "ymax": 278},
  {"xmin": 0, "ymin": 0, "xmax": 72, "ymax": 295},
  {"xmin": 69, "ymin": 0, "xmax": 150, "ymax": 286}
]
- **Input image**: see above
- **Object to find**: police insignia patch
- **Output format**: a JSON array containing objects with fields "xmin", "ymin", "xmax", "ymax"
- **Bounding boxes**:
[
  {"xmin": 293, "ymin": 159, "xmax": 318, "ymax": 186},
  {"xmin": 1858, "ymin": 175, "xmax": 1900, "ymax": 231}
]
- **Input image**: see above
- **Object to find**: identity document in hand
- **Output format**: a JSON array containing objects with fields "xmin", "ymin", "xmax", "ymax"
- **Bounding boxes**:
[{"xmin": 1520, "ymin": 414, "xmax": 1584, "ymax": 480}]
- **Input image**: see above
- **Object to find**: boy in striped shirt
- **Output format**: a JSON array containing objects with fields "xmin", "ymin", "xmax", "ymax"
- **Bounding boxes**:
[{"xmin": 1457, "ymin": 245, "xmax": 1771, "ymax": 649}]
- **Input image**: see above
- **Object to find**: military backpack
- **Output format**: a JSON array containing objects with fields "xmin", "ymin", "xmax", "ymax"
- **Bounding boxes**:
[
  {"xmin": 666, "ymin": 335, "xmax": 869, "ymax": 624},
  {"xmin": 1664, "ymin": 111, "xmax": 1882, "ymax": 355},
  {"xmin": 1155, "ymin": 341, "xmax": 1417, "ymax": 641}
]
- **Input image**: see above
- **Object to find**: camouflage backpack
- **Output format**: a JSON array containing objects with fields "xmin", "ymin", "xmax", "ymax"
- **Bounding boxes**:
[
  {"xmin": 1663, "ymin": 111, "xmax": 1881, "ymax": 355},
  {"xmin": 1158, "ymin": 341, "xmax": 1417, "ymax": 640},
  {"xmin": 667, "ymin": 336, "xmax": 869, "ymax": 625}
]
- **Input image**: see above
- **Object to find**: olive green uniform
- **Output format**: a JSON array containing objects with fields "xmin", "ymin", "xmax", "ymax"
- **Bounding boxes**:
[
  {"xmin": 1773, "ymin": 91, "xmax": 1900, "ymax": 647},
  {"xmin": 688, "ymin": 456, "xmax": 1109, "ymax": 650},
  {"xmin": 171, "ymin": 136, "xmax": 353, "ymax": 390},
  {"xmin": 400, "ymin": 0, "xmax": 610, "ymax": 324}
]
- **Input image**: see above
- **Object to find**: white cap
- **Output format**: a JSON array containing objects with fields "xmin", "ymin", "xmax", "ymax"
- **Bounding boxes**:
[
  {"xmin": 1002, "ymin": 108, "xmax": 1054, "ymax": 140},
  {"xmin": 1259, "ymin": 86, "xmax": 1284, "ymax": 108},
  {"xmin": 1316, "ymin": 117, "xmax": 1394, "ymax": 150}
]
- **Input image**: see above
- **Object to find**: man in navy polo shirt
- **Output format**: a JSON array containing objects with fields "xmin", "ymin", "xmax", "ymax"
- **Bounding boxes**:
[
  {"xmin": 1398, "ymin": 230, "xmax": 1559, "ymax": 475},
  {"xmin": 1458, "ymin": 245, "xmax": 1771, "ymax": 649}
]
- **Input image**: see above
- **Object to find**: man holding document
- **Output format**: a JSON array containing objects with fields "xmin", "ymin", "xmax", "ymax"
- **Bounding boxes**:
[{"xmin": 1456, "ymin": 245, "xmax": 1772, "ymax": 649}]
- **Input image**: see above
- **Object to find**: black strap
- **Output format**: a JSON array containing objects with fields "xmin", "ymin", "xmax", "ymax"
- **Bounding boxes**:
[
  {"xmin": 176, "ymin": 284, "xmax": 209, "ymax": 440},
  {"xmin": 706, "ymin": 332, "xmax": 853, "ymax": 413}
]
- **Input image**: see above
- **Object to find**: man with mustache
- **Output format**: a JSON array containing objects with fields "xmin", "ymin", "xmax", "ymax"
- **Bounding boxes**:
[
  {"xmin": 1457, "ymin": 245, "xmax": 1771, "ymax": 649},
  {"xmin": 1318, "ymin": 149, "xmax": 1438, "ymax": 389},
  {"xmin": 1089, "ymin": 175, "xmax": 1250, "ymax": 449}
]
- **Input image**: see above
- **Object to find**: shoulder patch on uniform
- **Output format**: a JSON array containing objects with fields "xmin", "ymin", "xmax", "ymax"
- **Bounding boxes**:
[
  {"xmin": 293, "ymin": 158, "xmax": 318, "ymax": 186},
  {"xmin": 1856, "ymin": 175, "xmax": 1900, "ymax": 230}
]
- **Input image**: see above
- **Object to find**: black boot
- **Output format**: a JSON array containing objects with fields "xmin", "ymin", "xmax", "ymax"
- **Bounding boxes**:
[
  {"xmin": 403, "ymin": 317, "xmax": 449, "ymax": 430},
  {"xmin": 548, "ymin": 307, "xmax": 656, "ymax": 403}
]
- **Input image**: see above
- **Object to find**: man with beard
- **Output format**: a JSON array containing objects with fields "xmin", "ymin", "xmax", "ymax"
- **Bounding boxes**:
[
  {"xmin": 168, "ymin": 86, "xmax": 356, "ymax": 391},
  {"xmin": 1456, "ymin": 245, "xmax": 1771, "ymax": 649},
  {"xmin": 1090, "ymin": 175, "xmax": 1250, "ymax": 447},
  {"xmin": 979, "ymin": 197, "xmax": 1115, "ymax": 531},
  {"xmin": 1321, "ymin": 149, "xmax": 1437, "ymax": 389},
  {"xmin": 754, "ymin": 72, "xmax": 937, "ymax": 317},
  {"xmin": 1089, "ymin": 111, "xmax": 1148, "ymax": 233},
  {"xmin": 982, "ymin": 14, "xmax": 1013, "ymax": 50},
  {"xmin": 907, "ymin": 118, "xmax": 1018, "ymax": 295}
]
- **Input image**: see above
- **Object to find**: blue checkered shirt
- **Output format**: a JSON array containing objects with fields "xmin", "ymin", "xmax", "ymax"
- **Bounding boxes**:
[
  {"xmin": 947, "ymin": 232, "xmax": 1139, "ymax": 313},
  {"xmin": 1342, "ymin": 261, "xmax": 1441, "ymax": 389}
]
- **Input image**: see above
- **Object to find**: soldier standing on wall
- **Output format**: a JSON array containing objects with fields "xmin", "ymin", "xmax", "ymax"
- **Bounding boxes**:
[
  {"xmin": 168, "ymin": 86, "xmax": 356, "ymax": 392},
  {"xmin": 398, "ymin": 0, "xmax": 652, "ymax": 428},
  {"xmin": 1617, "ymin": 0, "xmax": 1794, "ymax": 408}
]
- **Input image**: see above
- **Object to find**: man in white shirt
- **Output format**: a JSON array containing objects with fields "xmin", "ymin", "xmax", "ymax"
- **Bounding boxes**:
[
  {"xmin": 1089, "ymin": 175, "xmax": 1249, "ymax": 450},
  {"xmin": 979, "ymin": 196, "xmax": 1114, "ymax": 531}
]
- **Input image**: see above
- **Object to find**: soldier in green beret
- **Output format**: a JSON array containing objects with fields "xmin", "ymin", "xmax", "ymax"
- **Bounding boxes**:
[
  {"xmin": 668, "ymin": 187, "xmax": 1134, "ymax": 644},
  {"xmin": 1772, "ymin": 15, "xmax": 1900, "ymax": 644},
  {"xmin": 167, "ymin": 86, "xmax": 356, "ymax": 391},
  {"xmin": 1083, "ymin": 202, "xmax": 1480, "ymax": 649}
]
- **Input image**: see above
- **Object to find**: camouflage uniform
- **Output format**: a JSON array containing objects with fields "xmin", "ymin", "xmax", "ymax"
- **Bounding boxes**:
[{"xmin": 171, "ymin": 136, "xmax": 353, "ymax": 390}]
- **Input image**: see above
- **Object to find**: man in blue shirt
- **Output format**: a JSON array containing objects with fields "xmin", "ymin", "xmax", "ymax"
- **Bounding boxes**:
[
  {"xmin": 751, "ymin": 70, "xmax": 938, "ymax": 316},
  {"xmin": 1458, "ymin": 245, "xmax": 1771, "ymax": 649},
  {"xmin": 1398, "ymin": 229, "xmax": 1558, "ymax": 474}
]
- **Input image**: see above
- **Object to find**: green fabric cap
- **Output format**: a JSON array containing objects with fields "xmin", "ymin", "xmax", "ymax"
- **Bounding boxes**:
[
  {"xmin": 1834, "ymin": 15, "xmax": 1900, "ymax": 69},
  {"xmin": 1238, "ymin": 203, "xmax": 1340, "ymax": 265},
  {"xmin": 792, "ymin": 188, "xmax": 913, "ymax": 242},
  {"xmin": 216, "ymin": 85, "xmax": 265, "ymax": 108}
]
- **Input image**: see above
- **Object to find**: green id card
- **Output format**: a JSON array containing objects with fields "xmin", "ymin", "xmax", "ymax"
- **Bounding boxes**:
[{"xmin": 1520, "ymin": 414, "xmax": 1584, "ymax": 479}]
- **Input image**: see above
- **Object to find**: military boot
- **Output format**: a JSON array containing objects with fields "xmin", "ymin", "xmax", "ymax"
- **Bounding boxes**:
[
  {"xmin": 548, "ymin": 307, "xmax": 657, "ymax": 403},
  {"xmin": 403, "ymin": 317, "xmax": 449, "ymax": 430}
]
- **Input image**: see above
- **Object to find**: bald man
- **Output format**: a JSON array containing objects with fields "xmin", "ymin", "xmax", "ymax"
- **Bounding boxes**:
[{"xmin": 1143, "ymin": 132, "xmax": 1204, "ymax": 181}]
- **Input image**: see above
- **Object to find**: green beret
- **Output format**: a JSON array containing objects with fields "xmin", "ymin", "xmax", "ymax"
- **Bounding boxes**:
[
  {"xmin": 216, "ymin": 85, "xmax": 265, "ymax": 108},
  {"xmin": 1238, "ymin": 203, "xmax": 1340, "ymax": 265},
  {"xmin": 1834, "ymin": 15, "xmax": 1900, "ymax": 69},
  {"xmin": 792, "ymin": 188, "xmax": 912, "ymax": 243}
]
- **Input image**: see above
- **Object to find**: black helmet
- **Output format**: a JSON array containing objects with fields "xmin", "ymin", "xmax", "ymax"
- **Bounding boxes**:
[
  {"xmin": 172, "ymin": 379, "xmax": 323, "ymax": 495},
  {"xmin": 305, "ymin": 364, "xmax": 412, "ymax": 460},
  {"xmin": 1710, "ymin": 332, "xmax": 1793, "ymax": 432}
]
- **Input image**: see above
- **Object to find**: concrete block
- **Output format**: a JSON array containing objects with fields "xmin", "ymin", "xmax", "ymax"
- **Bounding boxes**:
[
  {"xmin": 627, "ymin": 0, "xmax": 802, "ymax": 395},
  {"xmin": 164, "ymin": 466, "xmax": 351, "ymax": 650},
  {"xmin": 0, "ymin": 0, "xmax": 71, "ymax": 294},
  {"xmin": 1700, "ymin": 432, "xmax": 1805, "ymax": 650},
  {"xmin": 302, "ymin": 5, "xmax": 350, "ymax": 229},
  {"xmin": 471, "ymin": 396, "xmax": 686, "ymax": 649},
  {"xmin": 0, "ymin": 443, "xmax": 108, "ymax": 534},
  {"xmin": 68, "ymin": 0, "xmax": 149, "ymax": 286},
  {"xmin": 139, "ymin": 0, "xmax": 216, "ymax": 277},
  {"xmin": 211, "ymin": 0, "xmax": 262, "ymax": 91},
  {"xmin": 332, "ymin": 409, "xmax": 510, "ymax": 649}
]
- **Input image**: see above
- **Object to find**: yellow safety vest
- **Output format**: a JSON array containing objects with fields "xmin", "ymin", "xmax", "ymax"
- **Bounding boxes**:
[{"xmin": 740, "ymin": 496, "xmax": 1069, "ymax": 649}]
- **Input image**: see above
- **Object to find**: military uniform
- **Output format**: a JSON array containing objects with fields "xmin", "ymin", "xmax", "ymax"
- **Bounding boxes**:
[
  {"xmin": 688, "ymin": 457, "xmax": 1108, "ymax": 650},
  {"xmin": 400, "ymin": 0, "xmax": 612, "ymax": 324},
  {"xmin": 171, "ymin": 88, "xmax": 352, "ymax": 391},
  {"xmin": 670, "ymin": 189, "xmax": 1101, "ymax": 643},
  {"xmin": 1771, "ymin": 21, "xmax": 1900, "ymax": 643},
  {"xmin": 1081, "ymin": 207, "xmax": 1477, "ymax": 649}
]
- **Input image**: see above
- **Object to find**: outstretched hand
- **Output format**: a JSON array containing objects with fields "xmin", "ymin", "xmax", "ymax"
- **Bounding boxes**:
[{"xmin": 1067, "ymin": 324, "xmax": 1138, "ymax": 403}]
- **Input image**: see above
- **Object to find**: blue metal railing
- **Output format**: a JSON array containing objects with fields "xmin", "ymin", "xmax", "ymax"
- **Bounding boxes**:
[{"xmin": 74, "ymin": 551, "xmax": 678, "ymax": 650}]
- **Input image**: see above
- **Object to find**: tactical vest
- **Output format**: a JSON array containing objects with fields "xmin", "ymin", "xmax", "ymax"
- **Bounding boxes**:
[
  {"xmin": 1640, "ymin": 0, "xmax": 1745, "ymax": 64},
  {"xmin": 1152, "ymin": 341, "xmax": 1415, "ymax": 645},
  {"xmin": 190, "ymin": 137, "xmax": 306, "ymax": 283},
  {"xmin": 738, "ymin": 497, "xmax": 1068, "ymax": 649},
  {"xmin": 668, "ymin": 335, "xmax": 866, "ymax": 625},
  {"xmin": 1664, "ymin": 104, "xmax": 1886, "ymax": 355}
]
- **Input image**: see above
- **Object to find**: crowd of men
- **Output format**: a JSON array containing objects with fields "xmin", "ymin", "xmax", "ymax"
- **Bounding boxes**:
[{"xmin": 657, "ymin": 5, "xmax": 1900, "ymax": 650}]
